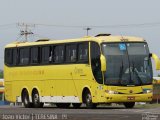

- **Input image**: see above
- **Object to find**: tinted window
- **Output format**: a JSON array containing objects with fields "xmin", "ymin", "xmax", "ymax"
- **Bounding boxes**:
[
  {"xmin": 19, "ymin": 48, "xmax": 30, "ymax": 65},
  {"xmin": 66, "ymin": 44, "xmax": 77, "ymax": 62},
  {"xmin": 13, "ymin": 48, "xmax": 18, "ymax": 65},
  {"xmin": 53, "ymin": 45, "xmax": 64, "ymax": 63},
  {"xmin": 5, "ymin": 49, "xmax": 13, "ymax": 66},
  {"xmin": 41, "ymin": 46, "xmax": 52, "ymax": 64},
  {"xmin": 31, "ymin": 47, "xmax": 39, "ymax": 64},
  {"xmin": 78, "ymin": 43, "xmax": 88, "ymax": 62}
]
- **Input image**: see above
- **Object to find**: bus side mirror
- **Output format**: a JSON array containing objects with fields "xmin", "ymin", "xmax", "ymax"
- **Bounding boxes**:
[
  {"xmin": 100, "ymin": 54, "xmax": 106, "ymax": 72},
  {"xmin": 149, "ymin": 53, "xmax": 152, "ymax": 58},
  {"xmin": 151, "ymin": 53, "xmax": 160, "ymax": 70}
]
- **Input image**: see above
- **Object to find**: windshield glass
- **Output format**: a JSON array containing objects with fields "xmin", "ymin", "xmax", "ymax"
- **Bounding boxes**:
[{"xmin": 102, "ymin": 42, "xmax": 153, "ymax": 86}]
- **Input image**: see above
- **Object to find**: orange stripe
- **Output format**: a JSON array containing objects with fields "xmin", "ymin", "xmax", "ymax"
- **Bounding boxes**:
[{"xmin": 0, "ymin": 90, "xmax": 4, "ymax": 93}]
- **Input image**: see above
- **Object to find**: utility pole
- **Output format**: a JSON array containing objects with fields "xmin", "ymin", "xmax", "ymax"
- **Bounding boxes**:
[
  {"xmin": 17, "ymin": 23, "xmax": 35, "ymax": 42},
  {"xmin": 84, "ymin": 27, "xmax": 92, "ymax": 36}
]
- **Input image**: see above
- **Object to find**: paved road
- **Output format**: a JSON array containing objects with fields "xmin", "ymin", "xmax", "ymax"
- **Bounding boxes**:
[{"xmin": 0, "ymin": 105, "xmax": 160, "ymax": 120}]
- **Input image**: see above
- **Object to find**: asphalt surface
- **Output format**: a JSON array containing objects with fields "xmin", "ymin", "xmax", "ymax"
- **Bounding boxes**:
[{"xmin": 0, "ymin": 105, "xmax": 160, "ymax": 120}]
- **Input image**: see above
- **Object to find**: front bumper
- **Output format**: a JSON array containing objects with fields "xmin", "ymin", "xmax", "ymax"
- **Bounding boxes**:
[{"xmin": 105, "ymin": 93, "xmax": 152, "ymax": 103}]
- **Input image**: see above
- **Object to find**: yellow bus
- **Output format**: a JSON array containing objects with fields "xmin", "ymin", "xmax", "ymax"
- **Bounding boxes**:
[{"xmin": 4, "ymin": 34, "xmax": 160, "ymax": 108}]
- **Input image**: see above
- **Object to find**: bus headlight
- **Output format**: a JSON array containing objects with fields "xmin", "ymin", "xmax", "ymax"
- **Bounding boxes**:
[
  {"xmin": 105, "ymin": 90, "xmax": 119, "ymax": 94},
  {"xmin": 143, "ymin": 89, "xmax": 152, "ymax": 93}
]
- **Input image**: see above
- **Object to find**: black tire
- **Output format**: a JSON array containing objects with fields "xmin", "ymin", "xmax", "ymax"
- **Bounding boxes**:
[
  {"xmin": 32, "ymin": 90, "xmax": 44, "ymax": 108},
  {"xmin": 123, "ymin": 102, "xmax": 135, "ymax": 108},
  {"xmin": 72, "ymin": 103, "xmax": 81, "ymax": 108},
  {"xmin": 22, "ymin": 90, "xmax": 33, "ymax": 108},
  {"xmin": 84, "ymin": 90, "xmax": 96, "ymax": 109},
  {"xmin": 56, "ymin": 103, "xmax": 70, "ymax": 108}
]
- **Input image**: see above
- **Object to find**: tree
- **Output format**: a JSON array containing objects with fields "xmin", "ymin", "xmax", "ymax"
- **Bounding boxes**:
[{"xmin": 0, "ymin": 71, "xmax": 3, "ymax": 78}]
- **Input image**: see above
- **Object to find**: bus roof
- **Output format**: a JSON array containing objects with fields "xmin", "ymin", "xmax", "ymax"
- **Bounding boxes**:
[{"xmin": 5, "ymin": 35, "xmax": 145, "ymax": 48}]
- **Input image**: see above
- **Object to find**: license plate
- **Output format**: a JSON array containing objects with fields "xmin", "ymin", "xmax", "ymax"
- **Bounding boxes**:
[{"xmin": 127, "ymin": 96, "xmax": 135, "ymax": 100}]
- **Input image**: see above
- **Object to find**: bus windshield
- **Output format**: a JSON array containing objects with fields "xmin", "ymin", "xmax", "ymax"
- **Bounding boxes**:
[{"xmin": 102, "ymin": 42, "xmax": 153, "ymax": 86}]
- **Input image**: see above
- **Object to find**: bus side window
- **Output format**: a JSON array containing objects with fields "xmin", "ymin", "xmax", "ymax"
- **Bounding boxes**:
[
  {"xmin": 91, "ymin": 42, "xmax": 103, "ymax": 84},
  {"xmin": 13, "ymin": 48, "xmax": 18, "ymax": 66},
  {"xmin": 53, "ymin": 45, "xmax": 64, "ymax": 63},
  {"xmin": 41, "ymin": 46, "xmax": 52, "ymax": 64},
  {"xmin": 5, "ymin": 48, "xmax": 13, "ymax": 66},
  {"xmin": 19, "ymin": 48, "xmax": 30, "ymax": 65},
  {"xmin": 78, "ymin": 42, "xmax": 88, "ymax": 63},
  {"xmin": 66, "ymin": 44, "xmax": 77, "ymax": 63},
  {"xmin": 31, "ymin": 47, "xmax": 39, "ymax": 64}
]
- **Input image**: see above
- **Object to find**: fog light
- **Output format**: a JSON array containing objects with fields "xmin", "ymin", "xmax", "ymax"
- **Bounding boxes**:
[{"xmin": 105, "ymin": 90, "xmax": 118, "ymax": 94}]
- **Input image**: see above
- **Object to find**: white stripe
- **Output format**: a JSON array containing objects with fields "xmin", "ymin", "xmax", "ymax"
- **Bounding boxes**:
[
  {"xmin": 16, "ymin": 96, "xmax": 80, "ymax": 103},
  {"xmin": 41, "ymin": 96, "xmax": 80, "ymax": 103},
  {"xmin": 16, "ymin": 96, "xmax": 22, "ymax": 102}
]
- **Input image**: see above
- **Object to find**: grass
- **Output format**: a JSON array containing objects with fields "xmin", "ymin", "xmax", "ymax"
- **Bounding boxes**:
[{"xmin": 0, "ymin": 72, "xmax": 3, "ymax": 78}]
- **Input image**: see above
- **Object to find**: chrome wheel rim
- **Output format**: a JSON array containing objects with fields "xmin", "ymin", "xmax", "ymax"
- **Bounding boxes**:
[
  {"xmin": 86, "ymin": 93, "xmax": 91, "ymax": 104},
  {"xmin": 34, "ymin": 93, "xmax": 39, "ymax": 103}
]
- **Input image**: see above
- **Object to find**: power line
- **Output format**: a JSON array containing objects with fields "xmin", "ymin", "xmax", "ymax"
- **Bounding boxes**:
[
  {"xmin": 93, "ymin": 22, "xmax": 160, "ymax": 28},
  {"xmin": 1, "ymin": 22, "xmax": 160, "ymax": 29},
  {"xmin": 0, "ymin": 23, "xmax": 16, "ymax": 30},
  {"xmin": 35, "ymin": 22, "xmax": 160, "ymax": 28},
  {"xmin": 0, "ymin": 23, "xmax": 16, "ymax": 27},
  {"xmin": 36, "ymin": 23, "xmax": 84, "ymax": 28}
]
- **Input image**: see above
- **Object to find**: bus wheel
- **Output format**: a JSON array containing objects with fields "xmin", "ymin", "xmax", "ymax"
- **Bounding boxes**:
[
  {"xmin": 56, "ymin": 103, "xmax": 70, "ymax": 108},
  {"xmin": 72, "ymin": 103, "xmax": 81, "ymax": 108},
  {"xmin": 32, "ymin": 90, "xmax": 44, "ymax": 108},
  {"xmin": 84, "ymin": 90, "xmax": 96, "ymax": 109},
  {"xmin": 22, "ymin": 90, "xmax": 33, "ymax": 108},
  {"xmin": 123, "ymin": 102, "xmax": 135, "ymax": 108}
]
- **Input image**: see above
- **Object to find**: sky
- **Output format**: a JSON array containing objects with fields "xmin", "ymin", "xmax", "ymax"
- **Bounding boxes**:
[{"xmin": 0, "ymin": 0, "xmax": 160, "ymax": 75}]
